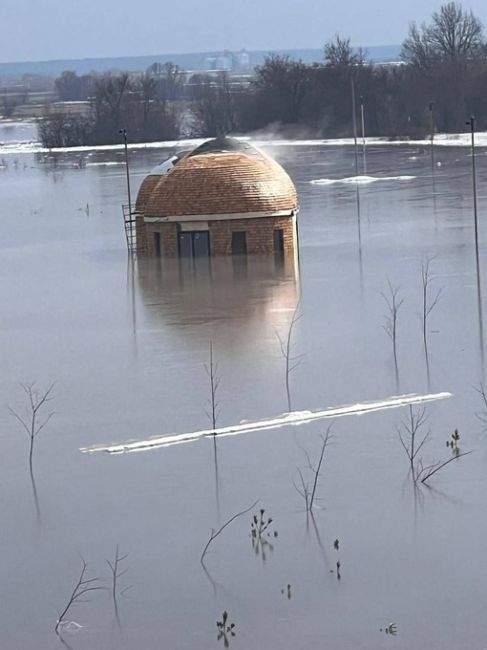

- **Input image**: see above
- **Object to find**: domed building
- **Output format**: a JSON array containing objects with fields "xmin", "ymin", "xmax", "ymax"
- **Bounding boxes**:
[{"xmin": 134, "ymin": 137, "xmax": 298, "ymax": 258}]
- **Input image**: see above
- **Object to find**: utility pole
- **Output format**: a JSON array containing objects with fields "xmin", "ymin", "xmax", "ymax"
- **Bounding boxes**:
[
  {"xmin": 351, "ymin": 78, "xmax": 359, "ymax": 178},
  {"xmin": 429, "ymin": 102, "xmax": 435, "ymax": 174},
  {"xmin": 119, "ymin": 128, "xmax": 132, "ymax": 216},
  {"xmin": 467, "ymin": 115, "xmax": 484, "ymax": 372},
  {"xmin": 360, "ymin": 95, "xmax": 367, "ymax": 175},
  {"xmin": 467, "ymin": 116, "xmax": 480, "ymax": 271},
  {"xmin": 351, "ymin": 77, "xmax": 362, "ymax": 249}
]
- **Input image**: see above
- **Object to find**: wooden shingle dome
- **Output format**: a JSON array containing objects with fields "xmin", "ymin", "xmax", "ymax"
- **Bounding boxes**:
[
  {"xmin": 135, "ymin": 152, "xmax": 189, "ymax": 212},
  {"xmin": 143, "ymin": 138, "xmax": 297, "ymax": 219}
]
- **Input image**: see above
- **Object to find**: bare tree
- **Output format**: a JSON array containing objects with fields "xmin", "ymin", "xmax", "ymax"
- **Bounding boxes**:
[
  {"xmin": 397, "ymin": 405, "xmax": 430, "ymax": 480},
  {"xmin": 205, "ymin": 341, "xmax": 221, "ymax": 432},
  {"xmin": 276, "ymin": 303, "xmax": 302, "ymax": 412},
  {"xmin": 192, "ymin": 73, "xmax": 237, "ymax": 136},
  {"xmin": 9, "ymin": 382, "xmax": 55, "ymax": 476},
  {"xmin": 402, "ymin": 3, "xmax": 486, "ymax": 71},
  {"xmin": 324, "ymin": 34, "xmax": 366, "ymax": 67},
  {"xmin": 474, "ymin": 383, "xmax": 487, "ymax": 429},
  {"xmin": 106, "ymin": 545, "xmax": 130, "ymax": 623},
  {"xmin": 55, "ymin": 559, "xmax": 104, "ymax": 635},
  {"xmin": 381, "ymin": 281, "xmax": 404, "ymax": 377},
  {"xmin": 397, "ymin": 406, "xmax": 471, "ymax": 485},
  {"xmin": 294, "ymin": 425, "xmax": 333, "ymax": 511},
  {"xmin": 420, "ymin": 258, "xmax": 442, "ymax": 356}
]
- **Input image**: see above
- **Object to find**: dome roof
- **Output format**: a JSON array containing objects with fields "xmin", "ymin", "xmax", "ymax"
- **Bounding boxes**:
[
  {"xmin": 140, "ymin": 138, "xmax": 297, "ymax": 219},
  {"xmin": 135, "ymin": 152, "xmax": 190, "ymax": 212}
]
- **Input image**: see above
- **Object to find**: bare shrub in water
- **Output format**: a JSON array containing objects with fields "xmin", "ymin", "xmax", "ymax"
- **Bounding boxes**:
[
  {"xmin": 293, "ymin": 425, "xmax": 333, "ymax": 511},
  {"xmin": 8, "ymin": 381, "xmax": 55, "ymax": 476},
  {"xmin": 397, "ymin": 406, "xmax": 471, "ymax": 485},
  {"xmin": 381, "ymin": 280, "xmax": 404, "ymax": 377},
  {"xmin": 55, "ymin": 559, "xmax": 104, "ymax": 636}
]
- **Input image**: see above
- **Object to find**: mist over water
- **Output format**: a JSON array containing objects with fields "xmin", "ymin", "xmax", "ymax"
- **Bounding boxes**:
[{"xmin": 1, "ymin": 121, "xmax": 487, "ymax": 649}]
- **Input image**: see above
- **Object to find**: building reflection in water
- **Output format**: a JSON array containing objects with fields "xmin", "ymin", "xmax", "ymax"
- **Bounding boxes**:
[{"xmin": 134, "ymin": 252, "xmax": 300, "ymax": 337}]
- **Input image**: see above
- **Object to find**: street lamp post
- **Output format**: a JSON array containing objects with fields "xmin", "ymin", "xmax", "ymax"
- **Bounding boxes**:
[
  {"xmin": 360, "ymin": 95, "xmax": 367, "ymax": 175},
  {"xmin": 467, "ymin": 116, "xmax": 479, "ymax": 267},
  {"xmin": 467, "ymin": 115, "xmax": 484, "ymax": 371},
  {"xmin": 119, "ymin": 128, "xmax": 132, "ymax": 216},
  {"xmin": 429, "ymin": 102, "xmax": 435, "ymax": 173}
]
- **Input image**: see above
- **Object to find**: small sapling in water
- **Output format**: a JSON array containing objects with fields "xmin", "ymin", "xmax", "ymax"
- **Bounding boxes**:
[
  {"xmin": 446, "ymin": 428, "xmax": 461, "ymax": 455},
  {"xmin": 380, "ymin": 623, "xmax": 398, "ymax": 636},
  {"xmin": 276, "ymin": 302, "xmax": 303, "ymax": 412},
  {"xmin": 205, "ymin": 341, "xmax": 221, "ymax": 433},
  {"xmin": 216, "ymin": 611, "xmax": 235, "ymax": 647},
  {"xmin": 381, "ymin": 280, "xmax": 404, "ymax": 381},
  {"xmin": 250, "ymin": 508, "xmax": 278, "ymax": 561}
]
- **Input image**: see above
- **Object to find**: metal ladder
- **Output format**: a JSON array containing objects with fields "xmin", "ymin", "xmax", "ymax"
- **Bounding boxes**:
[{"xmin": 122, "ymin": 204, "xmax": 137, "ymax": 253}]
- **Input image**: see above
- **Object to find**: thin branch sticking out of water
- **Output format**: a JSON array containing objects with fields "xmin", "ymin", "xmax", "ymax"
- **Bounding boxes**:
[
  {"xmin": 381, "ymin": 280, "xmax": 404, "ymax": 382},
  {"xmin": 55, "ymin": 559, "xmax": 104, "ymax": 635},
  {"xmin": 201, "ymin": 500, "xmax": 259, "ymax": 566},
  {"xmin": 416, "ymin": 451, "xmax": 473, "ymax": 484},
  {"xmin": 276, "ymin": 302, "xmax": 303, "ymax": 412},
  {"xmin": 420, "ymin": 257, "xmax": 442, "ymax": 358},
  {"xmin": 294, "ymin": 425, "xmax": 333, "ymax": 512},
  {"xmin": 106, "ymin": 545, "xmax": 130, "ymax": 624},
  {"xmin": 474, "ymin": 383, "xmax": 487, "ymax": 429},
  {"xmin": 205, "ymin": 341, "xmax": 221, "ymax": 433}
]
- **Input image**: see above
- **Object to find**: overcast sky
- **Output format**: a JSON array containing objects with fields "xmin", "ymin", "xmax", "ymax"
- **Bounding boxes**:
[{"xmin": 2, "ymin": 0, "xmax": 487, "ymax": 63}]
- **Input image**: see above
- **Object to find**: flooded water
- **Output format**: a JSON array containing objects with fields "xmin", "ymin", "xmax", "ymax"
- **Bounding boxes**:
[{"xmin": 1, "ymin": 120, "xmax": 487, "ymax": 649}]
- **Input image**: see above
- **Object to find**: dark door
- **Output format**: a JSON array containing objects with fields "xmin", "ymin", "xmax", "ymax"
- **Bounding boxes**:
[
  {"xmin": 232, "ymin": 231, "xmax": 247, "ymax": 255},
  {"xmin": 179, "ymin": 231, "xmax": 210, "ymax": 258},
  {"xmin": 179, "ymin": 232, "xmax": 193, "ymax": 257},
  {"xmin": 154, "ymin": 232, "xmax": 162, "ymax": 257},
  {"xmin": 193, "ymin": 231, "xmax": 210, "ymax": 257},
  {"xmin": 273, "ymin": 229, "xmax": 284, "ymax": 253}
]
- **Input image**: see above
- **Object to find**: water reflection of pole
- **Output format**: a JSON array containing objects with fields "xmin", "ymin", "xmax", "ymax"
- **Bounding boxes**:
[
  {"xmin": 119, "ymin": 128, "xmax": 132, "ymax": 216},
  {"xmin": 467, "ymin": 116, "xmax": 484, "ymax": 372},
  {"xmin": 360, "ymin": 95, "xmax": 367, "ymax": 175},
  {"xmin": 127, "ymin": 255, "xmax": 138, "ymax": 355},
  {"xmin": 213, "ymin": 435, "xmax": 221, "ymax": 519}
]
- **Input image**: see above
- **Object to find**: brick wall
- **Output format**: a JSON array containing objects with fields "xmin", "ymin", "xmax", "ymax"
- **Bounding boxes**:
[
  {"xmin": 140, "ymin": 221, "xmax": 178, "ymax": 257},
  {"xmin": 137, "ymin": 215, "xmax": 296, "ymax": 258},
  {"xmin": 209, "ymin": 215, "xmax": 296, "ymax": 255}
]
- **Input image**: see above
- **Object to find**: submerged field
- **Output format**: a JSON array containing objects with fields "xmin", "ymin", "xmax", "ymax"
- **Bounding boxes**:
[{"xmin": 1, "ymin": 122, "xmax": 487, "ymax": 649}]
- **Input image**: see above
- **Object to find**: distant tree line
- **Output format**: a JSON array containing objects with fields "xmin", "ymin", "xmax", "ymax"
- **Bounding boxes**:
[{"xmin": 38, "ymin": 2, "xmax": 487, "ymax": 147}]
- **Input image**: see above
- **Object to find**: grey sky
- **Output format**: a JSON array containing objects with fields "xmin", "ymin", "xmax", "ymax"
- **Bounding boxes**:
[{"xmin": 2, "ymin": 0, "xmax": 487, "ymax": 63}]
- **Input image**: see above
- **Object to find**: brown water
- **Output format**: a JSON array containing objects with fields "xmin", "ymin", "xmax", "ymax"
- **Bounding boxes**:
[{"xmin": 1, "ymin": 122, "xmax": 487, "ymax": 649}]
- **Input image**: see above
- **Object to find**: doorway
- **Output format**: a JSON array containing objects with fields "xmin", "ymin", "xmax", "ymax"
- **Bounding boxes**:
[
  {"xmin": 231, "ymin": 231, "xmax": 247, "ymax": 255},
  {"xmin": 273, "ymin": 229, "xmax": 284, "ymax": 253},
  {"xmin": 178, "ymin": 231, "xmax": 210, "ymax": 258},
  {"xmin": 153, "ymin": 232, "xmax": 162, "ymax": 257}
]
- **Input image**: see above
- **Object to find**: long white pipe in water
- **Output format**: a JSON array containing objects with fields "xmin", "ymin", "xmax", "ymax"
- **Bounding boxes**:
[{"xmin": 80, "ymin": 392, "xmax": 452, "ymax": 455}]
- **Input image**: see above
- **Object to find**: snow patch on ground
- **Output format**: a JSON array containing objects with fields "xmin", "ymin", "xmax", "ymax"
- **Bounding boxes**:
[
  {"xmin": 81, "ymin": 392, "xmax": 452, "ymax": 455},
  {"xmin": 310, "ymin": 175, "xmax": 416, "ymax": 185}
]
